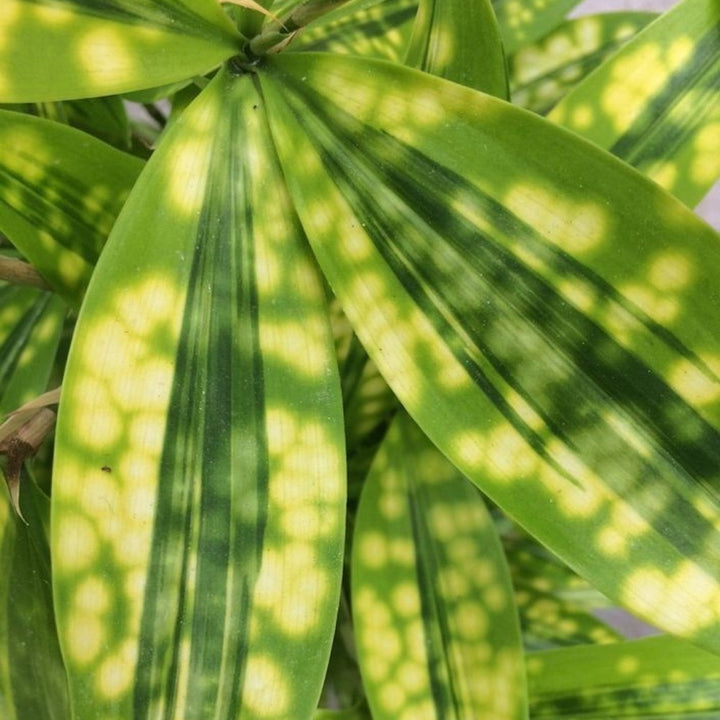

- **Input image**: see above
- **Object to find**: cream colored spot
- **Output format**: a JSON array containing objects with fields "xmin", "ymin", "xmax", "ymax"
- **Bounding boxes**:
[
  {"xmin": 648, "ymin": 252, "xmax": 693, "ymax": 291},
  {"xmin": 392, "ymin": 583, "xmax": 420, "ymax": 618},
  {"xmin": 379, "ymin": 682, "xmax": 406, "ymax": 712},
  {"xmin": 486, "ymin": 425, "xmax": 537, "ymax": 480},
  {"xmin": 66, "ymin": 613, "xmax": 105, "ymax": 665},
  {"xmin": 669, "ymin": 359, "xmax": 720, "ymax": 406},
  {"xmin": 97, "ymin": 651, "xmax": 134, "ymax": 699},
  {"xmin": 358, "ymin": 532, "xmax": 388, "ymax": 569},
  {"xmin": 243, "ymin": 656, "xmax": 289, "ymax": 715},
  {"xmin": 55, "ymin": 515, "xmax": 99, "ymax": 572},
  {"xmin": 74, "ymin": 576, "xmax": 111, "ymax": 615},
  {"xmin": 167, "ymin": 138, "xmax": 212, "ymax": 214},
  {"xmin": 78, "ymin": 27, "xmax": 136, "ymax": 89}
]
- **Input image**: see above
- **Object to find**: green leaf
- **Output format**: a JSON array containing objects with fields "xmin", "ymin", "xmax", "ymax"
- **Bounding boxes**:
[
  {"xmin": 0, "ymin": 475, "xmax": 70, "ymax": 720},
  {"xmin": 505, "ymin": 541, "xmax": 621, "ymax": 649},
  {"xmin": 260, "ymin": 52, "xmax": 720, "ymax": 654},
  {"xmin": 549, "ymin": 0, "xmax": 720, "ymax": 207},
  {"xmin": 527, "ymin": 635, "xmax": 720, "ymax": 717},
  {"xmin": 352, "ymin": 412, "xmax": 526, "ymax": 719},
  {"xmin": 0, "ymin": 0, "xmax": 241, "ymax": 102},
  {"xmin": 492, "ymin": 0, "xmax": 582, "ymax": 54},
  {"xmin": 509, "ymin": 13, "xmax": 655, "ymax": 115},
  {"xmin": 293, "ymin": 0, "xmax": 417, "ymax": 61},
  {"xmin": 405, "ymin": 0, "xmax": 507, "ymax": 97},
  {"xmin": 52, "ymin": 66, "xmax": 345, "ymax": 720},
  {"xmin": 0, "ymin": 110, "xmax": 143, "ymax": 307},
  {"xmin": 64, "ymin": 96, "xmax": 132, "ymax": 150},
  {"xmin": 0, "ymin": 277, "xmax": 67, "ymax": 720}
]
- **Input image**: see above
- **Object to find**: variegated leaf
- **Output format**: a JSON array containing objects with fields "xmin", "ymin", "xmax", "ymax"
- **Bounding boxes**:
[
  {"xmin": 549, "ymin": 0, "xmax": 720, "ymax": 207},
  {"xmin": 260, "ymin": 52, "xmax": 720, "ymax": 654},
  {"xmin": 0, "ymin": 110, "xmax": 143, "ymax": 307},
  {"xmin": 0, "ymin": 0, "xmax": 241, "ymax": 102},
  {"xmin": 52, "ymin": 67, "xmax": 345, "ymax": 719},
  {"xmin": 527, "ymin": 635, "xmax": 720, "ymax": 717},
  {"xmin": 509, "ymin": 13, "xmax": 655, "ymax": 114},
  {"xmin": 352, "ymin": 412, "xmax": 526, "ymax": 719}
]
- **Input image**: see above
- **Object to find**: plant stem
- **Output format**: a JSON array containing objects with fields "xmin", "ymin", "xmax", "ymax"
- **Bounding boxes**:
[{"xmin": 0, "ymin": 257, "xmax": 50, "ymax": 291}]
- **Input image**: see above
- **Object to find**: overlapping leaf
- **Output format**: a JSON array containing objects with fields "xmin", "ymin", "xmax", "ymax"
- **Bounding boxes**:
[
  {"xmin": 52, "ymin": 67, "xmax": 345, "ymax": 719},
  {"xmin": 492, "ymin": 0, "xmax": 582, "ymax": 54},
  {"xmin": 509, "ymin": 13, "xmax": 655, "ymax": 115},
  {"xmin": 352, "ymin": 412, "xmax": 526, "ymax": 719},
  {"xmin": 405, "ymin": 0, "xmax": 507, "ymax": 96},
  {"xmin": 527, "ymin": 635, "xmax": 720, "ymax": 717},
  {"xmin": 0, "ymin": 0, "xmax": 241, "ymax": 102},
  {"xmin": 260, "ymin": 51, "xmax": 720, "ymax": 654},
  {"xmin": 0, "ymin": 110, "xmax": 143, "ymax": 307},
  {"xmin": 293, "ymin": 0, "xmax": 417, "ymax": 61},
  {"xmin": 550, "ymin": 0, "xmax": 720, "ymax": 207},
  {"xmin": 0, "ymin": 277, "xmax": 67, "ymax": 720}
]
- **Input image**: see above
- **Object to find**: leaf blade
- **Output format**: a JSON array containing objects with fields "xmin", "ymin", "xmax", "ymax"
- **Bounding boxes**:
[
  {"xmin": 52, "ymin": 67, "xmax": 345, "ymax": 719},
  {"xmin": 260, "ymin": 51, "xmax": 720, "ymax": 653},
  {"xmin": 0, "ymin": 0, "xmax": 241, "ymax": 102}
]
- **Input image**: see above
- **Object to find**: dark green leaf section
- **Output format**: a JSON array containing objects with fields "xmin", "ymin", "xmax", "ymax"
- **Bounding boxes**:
[
  {"xmin": 294, "ymin": 0, "xmax": 417, "ymax": 61},
  {"xmin": 549, "ymin": 0, "xmax": 720, "ymax": 207},
  {"xmin": 0, "ymin": 110, "xmax": 142, "ymax": 307},
  {"xmin": 509, "ymin": 13, "xmax": 655, "ymax": 114},
  {"xmin": 133, "ymin": 88, "xmax": 269, "ymax": 718},
  {"xmin": 492, "ymin": 0, "xmax": 582, "ymax": 54},
  {"xmin": 0, "ymin": 278, "xmax": 66, "ymax": 720},
  {"xmin": 352, "ymin": 412, "xmax": 526, "ymax": 719},
  {"xmin": 65, "ymin": 97, "xmax": 132, "ymax": 150},
  {"xmin": 405, "ymin": 0, "xmax": 508, "ymax": 96},
  {"xmin": 261, "ymin": 53, "xmax": 720, "ymax": 651},
  {"xmin": 527, "ymin": 635, "xmax": 720, "ymax": 717},
  {"xmin": 0, "ymin": 476, "xmax": 70, "ymax": 720}
]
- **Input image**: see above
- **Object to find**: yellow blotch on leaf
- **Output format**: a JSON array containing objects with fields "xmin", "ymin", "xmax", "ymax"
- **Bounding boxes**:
[{"xmin": 242, "ymin": 655, "xmax": 290, "ymax": 716}]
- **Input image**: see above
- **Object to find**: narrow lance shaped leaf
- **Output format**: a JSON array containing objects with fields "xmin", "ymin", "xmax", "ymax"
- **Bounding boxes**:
[
  {"xmin": 0, "ymin": 0, "xmax": 241, "ymax": 102},
  {"xmin": 0, "ymin": 474, "xmax": 71, "ymax": 720},
  {"xmin": 509, "ymin": 13, "xmax": 656, "ymax": 115},
  {"xmin": 492, "ymin": 0, "xmax": 583, "ymax": 55},
  {"xmin": 293, "ymin": 0, "xmax": 418, "ymax": 61},
  {"xmin": 405, "ymin": 0, "xmax": 508, "ymax": 97},
  {"xmin": 0, "ymin": 280, "xmax": 67, "ymax": 720},
  {"xmin": 352, "ymin": 412, "xmax": 527, "ymax": 720},
  {"xmin": 527, "ymin": 635, "xmax": 720, "ymax": 718},
  {"xmin": 52, "ymin": 67, "xmax": 346, "ymax": 719},
  {"xmin": 260, "ymin": 53, "xmax": 720, "ymax": 654},
  {"xmin": 549, "ymin": 0, "xmax": 720, "ymax": 207},
  {"xmin": 0, "ymin": 111, "xmax": 143, "ymax": 307}
]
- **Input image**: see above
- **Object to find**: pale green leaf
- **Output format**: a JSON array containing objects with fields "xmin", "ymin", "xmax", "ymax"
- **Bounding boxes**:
[
  {"xmin": 351, "ymin": 412, "xmax": 526, "ymax": 720},
  {"xmin": 0, "ymin": 110, "xmax": 143, "ymax": 307},
  {"xmin": 527, "ymin": 635, "xmax": 720, "ymax": 717},
  {"xmin": 52, "ymin": 66, "xmax": 345, "ymax": 720},
  {"xmin": 549, "ymin": 0, "xmax": 720, "ymax": 207},
  {"xmin": 260, "ymin": 52, "xmax": 720, "ymax": 654},
  {"xmin": 492, "ymin": 0, "xmax": 582, "ymax": 54},
  {"xmin": 0, "ymin": 0, "xmax": 241, "ymax": 102},
  {"xmin": 509, "ymin": 12, "xmax": 655, "ymax": 114},
  {"xmin": 405, "ymin": 0, "xmax": 507, "ymax": 96}
]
